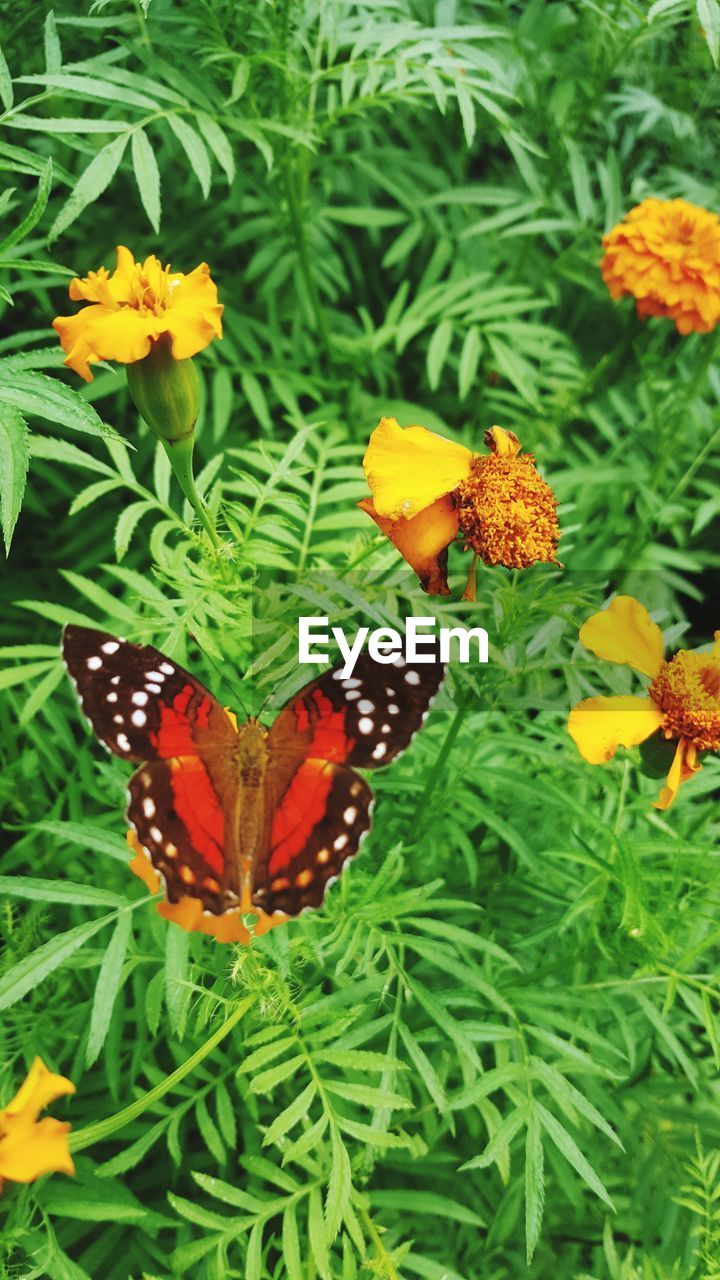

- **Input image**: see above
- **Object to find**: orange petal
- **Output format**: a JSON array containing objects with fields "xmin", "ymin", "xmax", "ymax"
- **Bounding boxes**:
[
  {"xmin": 484, "ymin": 426, "xmax": 521, "ymax": 457},
  {"xmin": 4, "ymin": 1058, "xmax": 75, "ymax": 1124},
  {"xmin": 165, "ymin": 263, "xmax": 223, "ymax": 359},
  {"xmin": 654, "ymin": 737, "xmax": 702, "ymax": 810},
  {"xmin": 568, "ymin": 695, "xmax": 664, "ymax": 764},
  {"xmin": 359, "ymin": 494, "xmax": 458, "ymax": 595},
  {"xmin": 579, "ymin": 596, "xmax": 665, "ymax": 679},
  {"xmin": 53, "ymin": 306, "xmax": 155, "ymax": 382},
  {"xmin": 0, "ymin": 1116, "xmax": 74, "ymax": 1184},
  {"xmin": 363, "ymin": 417, "xmax": 472, "ymax": 519}
]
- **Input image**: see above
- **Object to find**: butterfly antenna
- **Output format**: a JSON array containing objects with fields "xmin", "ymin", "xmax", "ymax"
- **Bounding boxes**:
[{"xmin": 192, "ymin": 641, "xmax": 250, "ymax": 718}]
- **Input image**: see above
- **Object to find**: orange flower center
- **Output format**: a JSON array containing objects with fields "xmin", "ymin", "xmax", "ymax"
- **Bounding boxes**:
[
  {"xmin": 649, "ymin": 649, "xmax": 720, "ymax": 751},
  {"xmin": 86, "ymin": 262, "xmax": 177, "ymax": 316},
  {"xmin": 453, "ymin": 452, "xmax": 560, "ymax": 570}
]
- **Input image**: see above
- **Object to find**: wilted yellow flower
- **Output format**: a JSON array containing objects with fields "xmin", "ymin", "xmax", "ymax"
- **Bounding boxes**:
[
  {"xmin": 568, "ymin": 595, "xmax": 720, "ymax": 809},
  {"xmin": 601, "ymin": 198, "xmax": 720, "ymax": 334},
  {"xmin": 359, "ymin": 418, "xmax": 560, "ymax": 596},
  {"xmin": 0, "ymin": 1057, "xmax": 75, "ymax": 1190},
  {"xmin": 52, "ymin": 245, "xmax": 223, "ymax": 382}
]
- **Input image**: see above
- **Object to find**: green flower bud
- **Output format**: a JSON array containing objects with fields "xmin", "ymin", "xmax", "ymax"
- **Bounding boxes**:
[{"xmin": 126, "ymin": 335, "xmax": 200, "ymax": 444}]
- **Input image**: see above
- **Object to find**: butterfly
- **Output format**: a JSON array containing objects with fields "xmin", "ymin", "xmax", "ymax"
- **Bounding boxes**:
[{"xmin": 62, "ymin": 627, "xmax": 444, "ymax": 918}]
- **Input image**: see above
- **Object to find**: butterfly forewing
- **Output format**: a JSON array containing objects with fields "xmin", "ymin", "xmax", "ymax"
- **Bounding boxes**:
[{"xmin": 62, "ymin": 625, "xmax": 236, "ymax": 761}]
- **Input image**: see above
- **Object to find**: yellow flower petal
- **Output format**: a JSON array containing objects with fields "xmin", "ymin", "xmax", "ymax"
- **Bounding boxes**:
[
  {"xmin": 5, "ymin": 1057, "xmax": 75, "ymax": 1123},
  {"xmin": 654, "ymin": 737, "xmax": 702, "ymax": 810},
  {"xmin": 579, "ymin": 596, "xmax": 665, "ymax": 679},
  {"xmin": 484, "ymin": 425, "xmax": 521, "ymax": 457},
  {"xmin": 363, "ymin": 417, "xmax": 472, "ymax": 519},
  {"xmin": 568, "ymin": 695, "xmax": 664, "ymax": 764},
  {"xmin": 359, "ymin": 494, "xmax": 458, "ymax": 595},
  {"xmin": 0, "ymin": 1116, "xmax": 74, "ymax": 1183},
  {"xmin": 53, "ymin": 306, "xmax": 156, "ymax": 382}
]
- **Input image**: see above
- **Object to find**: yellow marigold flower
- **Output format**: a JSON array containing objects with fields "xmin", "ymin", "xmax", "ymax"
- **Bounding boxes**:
[
  {"xmin": 52, "ymin": 245, "xmax": 223, "ymax": 382},
  {"xmin": 568, "ymin": 595, "xmax": 720, "ymax": 809},
  {"xmin": 0, "ymin": 1057, "xmax": 75, "ymax": 1190},
  {"xmin": 601, "ymin": 198, "xmax": 720, "ymax": 335},
  {"xmin": 359, "ymin": 417, "xmax": 560, "ymax": 596},
  {"xmin": 127, "ymin": 832, "xmax": 287, "ymax": 943}
]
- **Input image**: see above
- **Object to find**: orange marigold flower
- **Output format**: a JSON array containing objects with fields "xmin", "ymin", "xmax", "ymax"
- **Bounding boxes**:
[
  {"xmin": 359, "ymin": 418, "xmax": 560, "ymax": 596},
  {"xmin": 568, "ymin": 595, "xmax": 720, "ymax": 809},
  {"xmin": 127, "ymin": 831, "xmax": 288, "ymax": 945},
  {"xmin": 601, "ymin": 198, "xmax": 720, "ymax": 335},
  {"xmin": 0, "ymin": 1057, "xmax": 75, "ymax": 1191},
  {"xmin": 52, "ymin": 245, "xmax": 223, "ymax": 382}
]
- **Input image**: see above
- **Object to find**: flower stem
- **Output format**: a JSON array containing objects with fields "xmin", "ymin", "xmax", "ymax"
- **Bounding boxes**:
[
  {"xmin": 69, "ymin": 995, "xmax": 256, "ymax": 1152},
  {"xmin": 163, "ymin": 434, "xmax": 220, "ymax": 549}
]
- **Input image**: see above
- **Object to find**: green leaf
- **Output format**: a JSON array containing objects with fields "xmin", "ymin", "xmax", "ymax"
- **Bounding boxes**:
[
  {"xmin": 164, "ymin": 922, "xmax": 190, "ymax": 1036},
  {"xmin": 86, "ymin": 911, "xmax": 132, "ymax": 1065},
  {"xmin": 49, "ymin": 134, "xmax": 129, "ymax": 241},
  {"xmin": 115, "ymin": 500, "xmax": 153, "ymax": 561},
  {"xmin": 0, "ymin": 913, "xmax": 116, "ymax": 1011},
  {"xmin": 166, "ymin": 115, "xmax": 211, "ymax": 198},
  {"xmin": 34, "ymin": 821, "xmax": 134, "ymax": 863},
  {"xmin": 0, "ymin": 42, "xmax": 13, "ymax": 110},
  {"xmin": 282, "ymin": 1205, "xmax": 304, "ymax": 1280},
  {"xmin": 131, "ymin": 127, "xmax": 161, "ymax": 232},
  {"xmin": 0, "ymin": 876, "xmax": 124, "ymax": 908},
  {"xmin": 44, "ymin": 10, "xmax": 62, "ymax": 72},
  {"xmin": 535, "ymin": 1102, "xmax": 614, "ymax": 1209},
  {"xmin": 325, "ymin": 1125, "xmax": 352, "ymax": 1242},
  {"xmin": 0, "ymin": 157, "xmax": 53, "ymax": 254},
  {"xmin": 263, "ymin": 1080, "xmax": 317, "ymax": 1147},
  {"xmin": 458, "ymin": 324, "xmax": 483, "ymax": 400},
  {"xmin": 197, "ymin": 112, "xmax": 235, "ymax": 184},
  {"xmin": 0, "ymin": 403, "xmax": 29, "ymax": 554},
  {"xmin": 525, "ymin": 1108, "xmax": 544, "ymax": 1263},
  {"xmin": 0, "ymin": 373, "xmax": 121, "ymax": 441},
  {"xmin": 698, "ymin": 0, "xmax": 720, "ymax": 67},
  {"xmin": 426, "ymin": 318, "xmax": 453, "ymax": 391}
]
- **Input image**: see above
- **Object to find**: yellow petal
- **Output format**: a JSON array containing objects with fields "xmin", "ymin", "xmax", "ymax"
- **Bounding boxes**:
[
  {"xmin": 363, "ymin": 417, "xmax": 472, "ymax": 519},
  {"xmin": 654, "ymin": 737, "xmax": 702, "ymax": 810},
  {"xmin": 359, "ymin": 494, "xmax": 458, "ymax": 595},
  {"xmin": 53, "ymin": 306, "xmax": 156, "ymax": 382},
  {"xmin": 579, "ymin": 596, "xmax": 665, "ymax": 679},
  {"xmin": 165, "ymin": 263, "xmax": 223, "ymax": 359},
  {"xmin": 568, "ymin": 695, "xmax": 664, "ymax": 764},
  {"xmin": 0, "ymin": 1116, "xmax": 74, "ymax": 1183},
  {"xmin": 4, "ymin": 1057, "xmax": 75, "ymax": 1123}
]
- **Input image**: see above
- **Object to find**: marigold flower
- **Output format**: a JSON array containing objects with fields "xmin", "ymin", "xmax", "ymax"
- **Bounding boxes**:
[
  {"xmin": 0, "ymin": 1057, "xmax": 75, "ymax": 1190},
  {"xmin": 568, "ymin": 595, "xmax": 720, "ymax": 809},
  {"xmin": 359, "ymin": 418, "xmax": 560, "ymax": 596},
  {"xmin": 127, "ymin": 831, "xmax": 288, "ymax": 945},
  {"xmin": 52, "ymin": 245, "xmax": 223, "ymax": 383},
  {"xmin": 601, "ymin": 198, "xmax": 720, "ymax": 335}
]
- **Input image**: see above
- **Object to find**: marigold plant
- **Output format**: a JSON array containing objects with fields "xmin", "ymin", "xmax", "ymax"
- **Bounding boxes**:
[{"xmin": 0, "ymin": 1059, "xmax": 75, "ymax": 1190}]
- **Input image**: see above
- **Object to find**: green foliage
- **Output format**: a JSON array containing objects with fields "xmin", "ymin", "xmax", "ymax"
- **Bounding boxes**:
[{"xmin": 2, "ymin": 1, "xmax": 720, "ymax": 1277}]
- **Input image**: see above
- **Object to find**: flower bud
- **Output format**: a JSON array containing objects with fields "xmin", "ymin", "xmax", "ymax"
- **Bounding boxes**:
[{"xmin": 126, "ymin": 335, "xmax": 200, "ymax": 443}]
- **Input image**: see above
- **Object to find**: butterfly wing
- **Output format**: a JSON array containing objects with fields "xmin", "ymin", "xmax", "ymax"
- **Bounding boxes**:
[
  {"xmin": 63, "ymin": 626, "xmax": 239, "ymax": 913},
  {"xmin": 258, "ymin": 651, "xmax": 444, "ymax": 914}
]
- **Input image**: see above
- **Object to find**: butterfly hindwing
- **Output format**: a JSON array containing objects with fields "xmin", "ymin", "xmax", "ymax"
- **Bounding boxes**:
[
  {"xmin": 128, "ymin": 760, "xmax": 235, "ymax": 913},
  {"xmin": 62, "ymin": 625, "xmax": 236, "ymax": 762},
  {"xmin": 253, "ymin": 762, "xmax": 373, "ymax": 916}
]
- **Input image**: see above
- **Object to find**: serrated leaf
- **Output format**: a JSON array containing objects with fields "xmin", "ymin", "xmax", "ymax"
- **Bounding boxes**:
[
  {"xmin": 0, "ymin": 403, "xmax": 29, "ymax": 554},
  {"xmin": 166, "ymin": 115, "xmax": 211, "ymax": 198},
  {"xmin": 0, "ymin": 372, "xmax": 121, "ymax": 441},
  {"xmin": 49, "ymin": 134, "xmax": 128, "ymax": 241},
  {"xmin": 325, "ymin": 1125, "xmax": 351, "ymax": 1242},
  {"xmin": 86, "ymin": 911, "xmax": 132, "ymax": 1065},
  {"xmin": 698, "ymin": 0, "xmax": 720, "ymax": 67},
  {"xmin": 44, "ymin": 10, "xmax": 62, "ymax": 72},
  {"xmin": 263, "ymin": 1080, "xmax": 317, "ymax": 1147},
  {"xmin": 535, "ymin": 1102, "xmax": 614, "ymax": 1209},
  {"xmin": 525, "ymin": 1108, "xmax": 544, "ymax": 1263},
  {"xmin": 0, "ymin": 43, "xmax": 13, "ymax": 110},
  {"xmin": 426, "ymin": 318, "xmax": 453, "ymax": 391},
  {"xmin": 197, "ymin": 112, "xmax": 235, "ymax": 184},
  {"xmin": 131, "ymin": 127, "xmax": 161, "ymax": 232},
  {"xmin": 0, "ymin": 157, "xmax": 53, "ymax": 254},
  {"xmin": 115, "ymin": 500, "xmax": 153, "ymax": 561},
  {"xmin": 0, "ymin": 913, "xmax": 116, "ymax": 1011}
]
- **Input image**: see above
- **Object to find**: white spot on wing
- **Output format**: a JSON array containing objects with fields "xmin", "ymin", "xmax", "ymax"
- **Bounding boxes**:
[
  {"xmin": 107, "ymin": 692, "xmax": 117, "ymax": 703},
  {"xmin": 132, "ymin": 691, "xmax": 148, "ymax": 706},
  {"xmin": 343, "ymin": 678, "xmax": 361, "ymax": 689},
  {"xmin": 113, "ymin": 714, "xmax": 123, "ymax": 725},
  {"xmin": 142, "ymin": 797, "xmax": 156, "ymax": 818},
  {"xmin": 146, "ymin": 670, "xmax": 164, "ymax": 682},
  {"xmin": 117, "ymin": 733, "xmax": 131, "ymax": 752},
  {"xmin": 358, "ymin": 699, "xmax": 374, "ymax": 714},
  {"xmin": 146, "ymin": 682, "xmax": 161, "ymax": 694},
  {"xmin": 388, "ymin": 704, "xmax": 399, "ymax": 715},
  {"xmin": 111, "ymin": 675, "xmax": 120, "ymax": 686},
  {"xmin": 86, "ymin": 656, "xmax": 102, "ymax": 670},
  {"xmin": 372, "ymin": 742, "xmax": 387, "ymax": 760},
  {"xmin": 346, "ymin": 690, "xmax": 360, "ymax": 701},
  {"xmin": 334, "ymin": 834, "xmax": 349, "ymax": 851},
  {"xmin": 343, "ymin": 806, "xmax": 358, "ymax": 823},
  {"xmin": 150, "ymin": 825, "xmax": 163, "ymax": 843},
  {"xmin": 131, "ymin": 709, "xmax": 147, "ymax": 727},
  {"xmin": 159, "ymin": 662, "xmax": 174, "ymax": 675},
  {"xmin": 405, "ymin": 670, "xmax": 420, "ymax": 685},
  {"xmin": 358, "ymin": 716, "xmax": 373, "ymax": 734},
  {"xmin": 101, "ymin": 641, "xmax": 120, "ymax": 654}
]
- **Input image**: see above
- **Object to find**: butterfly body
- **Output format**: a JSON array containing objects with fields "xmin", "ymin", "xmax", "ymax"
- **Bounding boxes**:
[{"xmin": 62, "ymin": 626, "xmax": 444, "ymax": 919}]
